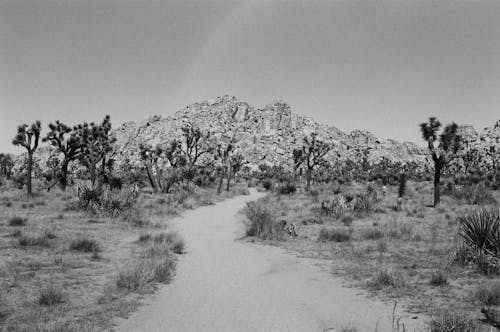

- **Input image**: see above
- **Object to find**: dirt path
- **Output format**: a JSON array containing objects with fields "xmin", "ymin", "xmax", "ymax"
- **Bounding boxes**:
[{"xmin": 115, "ymin": 190, "xmax": 426, "ymax": 332}]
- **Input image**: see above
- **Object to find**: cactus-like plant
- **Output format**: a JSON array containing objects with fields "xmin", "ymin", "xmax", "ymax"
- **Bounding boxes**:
[
  {"xmin": 420, "ymin": 117, "xmax": 462, "ymax": 207},
  {"xmin": 12, "ymin": 121, "xmax": 42, "ymax": 196}
]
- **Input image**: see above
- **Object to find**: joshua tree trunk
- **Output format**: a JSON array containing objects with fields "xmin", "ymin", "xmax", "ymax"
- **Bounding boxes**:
[
  {"xmin": 226, "ymin": 164, "xmax": 231, "ymax": 191},
  {"xmin": 145, "ymin": 164, "xmax": 157, "ymax": 193},
  {"xmin": 305, "ymin": 168, "xmax": 312, "ymax": 191},
  {"xmin": 59, "ymin": 158, "xmax": 69, "ymax": 191},
  {"xmin": 433, "ymin": 160, "xmax": 443, "ymax": 207},
  {"xmin": 27, "ymin": 152, "xmax": 33, "ymax": 196},
  {"xmin": 217, "ymin": 169, "xmax": 224, "ymax": 194}
]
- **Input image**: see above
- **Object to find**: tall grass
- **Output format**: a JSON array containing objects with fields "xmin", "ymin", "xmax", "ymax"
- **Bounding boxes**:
[{"xmin": 242, "ymin": 199, "xmax": 284, "ymax": 240}]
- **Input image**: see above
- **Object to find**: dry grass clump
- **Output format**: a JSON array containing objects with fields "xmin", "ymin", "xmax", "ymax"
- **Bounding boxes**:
[
  {"xmin": 369, "ymin": 269, "xmax": 406, "ymax": 289},
  {"xmin": 429, "ymin": 309, "xmax": 477, "ymax": 332},
  {"xmin": 18, "ymin": 233, "xmax": 52, "ymax": 247},
  {"xmin": 429, "ymin": 270, "xmax": 448, "ymax": 286},
  {"xmin": 69, "ymin": 237, "xmax": 101, "ymax": 253},
  {"xmin": 243, "ymin": 198, "xmax": 284, "ymax": 240},
  {"xmin": 317, "ymin": 227, "xmax": 351, "ymax": 242},
  {"xmin": 37, "ymin": 285, "xmax": 66, "ymax": 306},
  {"xmin": 474, "ymin": 281, "xmax": 500, "ymax": 305},
  {"xmin": 116, "ymin": 257, "xmax": 175, "ymax": 291},
  {"xmin": 117, "ymin": 233, "xmax": 179, "ymax": 291},
  {"xmin": 8, "ymin": 216, "xmax": 26, "ymax": 227}
]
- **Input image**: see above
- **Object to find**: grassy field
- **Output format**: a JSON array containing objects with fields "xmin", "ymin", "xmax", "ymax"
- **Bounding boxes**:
[
  {"xmin": 243, "ymin": 180, "xmax": 500, "ymax": 331},
  {"xmin": 0, "ymin": 180, "xmax": 249, "ymax": 332}
]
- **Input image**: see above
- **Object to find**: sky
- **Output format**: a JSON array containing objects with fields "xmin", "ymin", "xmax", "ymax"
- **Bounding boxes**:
[{"xmin": 1, "ymin": 0, "xmax": 499, "ymax": 153}]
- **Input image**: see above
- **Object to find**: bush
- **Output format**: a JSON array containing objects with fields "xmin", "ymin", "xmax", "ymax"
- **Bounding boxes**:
[
  {"xmin": 18, "ymin": 234, "xmax": 51, "ymax": 247},
  {"xmin": 277, "ymin": 182, "xmax": 296, "ymax": 195},
  {"xmin": 8, "ymin": 216, "xmax": 26, "ymax": 227},
  {"xmin": 362, "ymin": 228, "xmax": 385, "ymax": 240},
  {"xmin": 116, "ymin": 256, "xmax": 175, "ymax": 291},
  {"xmin": 451, "ymin": 183, "xmax": 497, "ymax": 205},
  {"xmin": 70, "ymin": 237, "xmax": 101, "ymax": 253},
  {"xmin": 321, "ymin": 195, "xmax": 349, "ymax": 219},
  {"xmin": 317, "ymin": 227, "xmax": 351, "ymax": 242},
  {"xmin": 341, "ymin": 216, "xmax": 353, "ymax": 226},
  {"xmin": 474, "ymin": 281, "xmax": 500, "ymax": 305},
  {"xmin": 37, "ymin": 286, "xmax": 65, "ymax": 306},
  {"xmin": 243, "ymin": 199, "xmax": 284, "ymax": 240},
  {"xmin": 429, "ymin": 271, "xmax": 448, "ymax": 286},
  {"xmin": 262, "ymin": 179, "xmax": 273, "ymax": 191},
  {"xmin": 121, "ymin": 210, "xmax": 151, "ymax": 227},
  {"xmin": 429, "ymin": 309, "xmax": 476, "ymax": 332},
  {"xmin": 370, "ymin": 269, "xmax": 405, "ymax": 289}
]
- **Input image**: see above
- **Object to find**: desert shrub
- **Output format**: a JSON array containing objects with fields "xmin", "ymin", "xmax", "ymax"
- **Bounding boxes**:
[
  {"xmin": 341, "ymin": 215, "xmax": 353, "ymax": 227},
  {"xmin": 262, "ymin": 179, "xmax": 273, "ymax": 191},
  {"xmin": 121, "ymin": 210, "xmax": 151, "ymax": 227},
  {"xmin": 429, "ymin": 271, "xmax": 448, "ymax": 286},
  {"xmin": 277, "ymin": 182, "xmax": 296, "ymax": 195},
  {"xmin": 37, "ymin": 286, "xmax": 65, "ymax": 306},
  {"xmin": 429, "ymin": 309, "xmax": 476, "ymax": 332},
  {"xmin": 18, "ymin": 234, "xmax": 51, "ymax": 247},
  {"xmin": 321, "ymin": 195, "xmax": 349, "ymax": 219},
  {"xmin": 243, "ymin": 199, "xmax": 284, "ymax": 240},
  {"xmin": 362, "ymin": 228, "xmax": 385, "ymax": 240},
  {"xmin": 116, "ymin": 256, "xmax": 175, "ymax": 291},
  {"xmin": 370, "ymin": 269, "xmax": 405, "ymax": 289},
  {"xmin": 352, "ymin": 189, "xmax": 379, "ymax": 217},
  {"xmin": 317, "ymin": 227, "xmax": 351, "ymax": 242},
  {"xmin": 451, "ymin": 183, "xmax": 497, "ymax": 205},
  {"xmin": 70, "ymin": 237, "xmax": 101, "ymax": 253},
  {"xmin": 8, "ymin": 216, "xmax": 26, "ymax": 227},
  {"xmin": 474, "ymin": 281, "xmax": 500, "ymax": 305}
]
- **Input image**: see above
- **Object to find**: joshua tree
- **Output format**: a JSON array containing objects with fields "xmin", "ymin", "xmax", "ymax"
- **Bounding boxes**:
[
  {"xmin": 76, "ymin": 115, "xmax": 115, "ymax": 185},
  {"xmin": 215, "ymin": 143, "xmax": 233, "ymax": 194},
  {"xmin": 139, "ymin": 143, "xmax": 162, "ymax": 193},
  {"xmin": 293, "ymin": 132, "xmax": 331, "ymax": 191},
  {"xmin": 180, "ymin": 125, "xmax": 212, "ymax": 172},
  {"xmin": 228, "ymin": 152, "xmax": 245, "ymax": 190},
  {"xmin": 420, "ymin": 117, "xmax": 462, "ymax": 207},
  {"xmin": 42, "ymin": 121, "xmax": 83, "ymax": 190},
  {"xmin": 12, "ymin": 121, "xmax": 42, "ymax": 196}
]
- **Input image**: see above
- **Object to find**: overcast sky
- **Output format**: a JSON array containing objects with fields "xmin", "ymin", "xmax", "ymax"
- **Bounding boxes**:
[{"xmin": 1, "ymin": 0, "xmax": 499, "ymax": 153}]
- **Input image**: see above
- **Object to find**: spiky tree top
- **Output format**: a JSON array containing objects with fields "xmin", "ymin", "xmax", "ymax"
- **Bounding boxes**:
[
  {"xmin": 180, "ymin": 124, "xmax": 213, "ymax": 168},
  {"xmin": 42, "ymin": 121, "xmax": 82, "ymax": 161},
  {"xmin": 77, "ymin": 115, "xmax": 116, "ymax": 166},
  {"xmin": 12, "ymin": 121, "xmax": 42, "ymax": 153},
  {"xmin": 293, "ymin": 132, "xmax": 331, "ymax": 171},
  {"xmin": 420, "ymin": 117, "xmax": 461, "ymax": 160}
]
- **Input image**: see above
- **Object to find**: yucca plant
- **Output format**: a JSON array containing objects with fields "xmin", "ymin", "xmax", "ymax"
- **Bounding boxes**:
[
  {"xmin": 458, "ymin": 209, "xmax": 500, "ymax": 274},
  {"xmin": 77, "ymin": 184, "xmax": 103, "ymax": 210},
  {"xmin": 458, "ymin": 209, "xmax": 500, "ymax": 255}
]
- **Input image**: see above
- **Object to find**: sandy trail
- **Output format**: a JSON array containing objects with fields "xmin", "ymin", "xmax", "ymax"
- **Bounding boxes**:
[{"xmin": 116, "ymin": 190, "xmax": 426, "ymax": 332}]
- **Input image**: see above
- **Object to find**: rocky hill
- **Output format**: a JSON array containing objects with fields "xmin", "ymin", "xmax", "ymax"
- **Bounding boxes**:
[
  {"xmin": 113, "ymin": 95, "xmax": 430, "ymax": 169},
  {"xmin": 11, "ymin": 95, "xmax": 500, "ymax": 174}
]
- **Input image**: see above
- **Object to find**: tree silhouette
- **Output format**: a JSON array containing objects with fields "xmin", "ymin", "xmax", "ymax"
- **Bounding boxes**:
[
  {"xmin": 293, "ymin": 133, "xmax": 331, "ymax": 191},
  {"xmin": 215, "ymin": 143, "xmax": 233, "ymax": 194},
  {"xmin": 42, "ymin": 121, "xmax": 82, "ymax": 190},
  {"xmin": 76, "ymin": 115, "xmax": 115, "ymax": 185},
  {"xmin": 420, "ymin": 117, "xmax": 461, "ymax": 207},
  {"xmin": 12, "ymin": 121, "xmax": 42, "ymax": 196}
]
